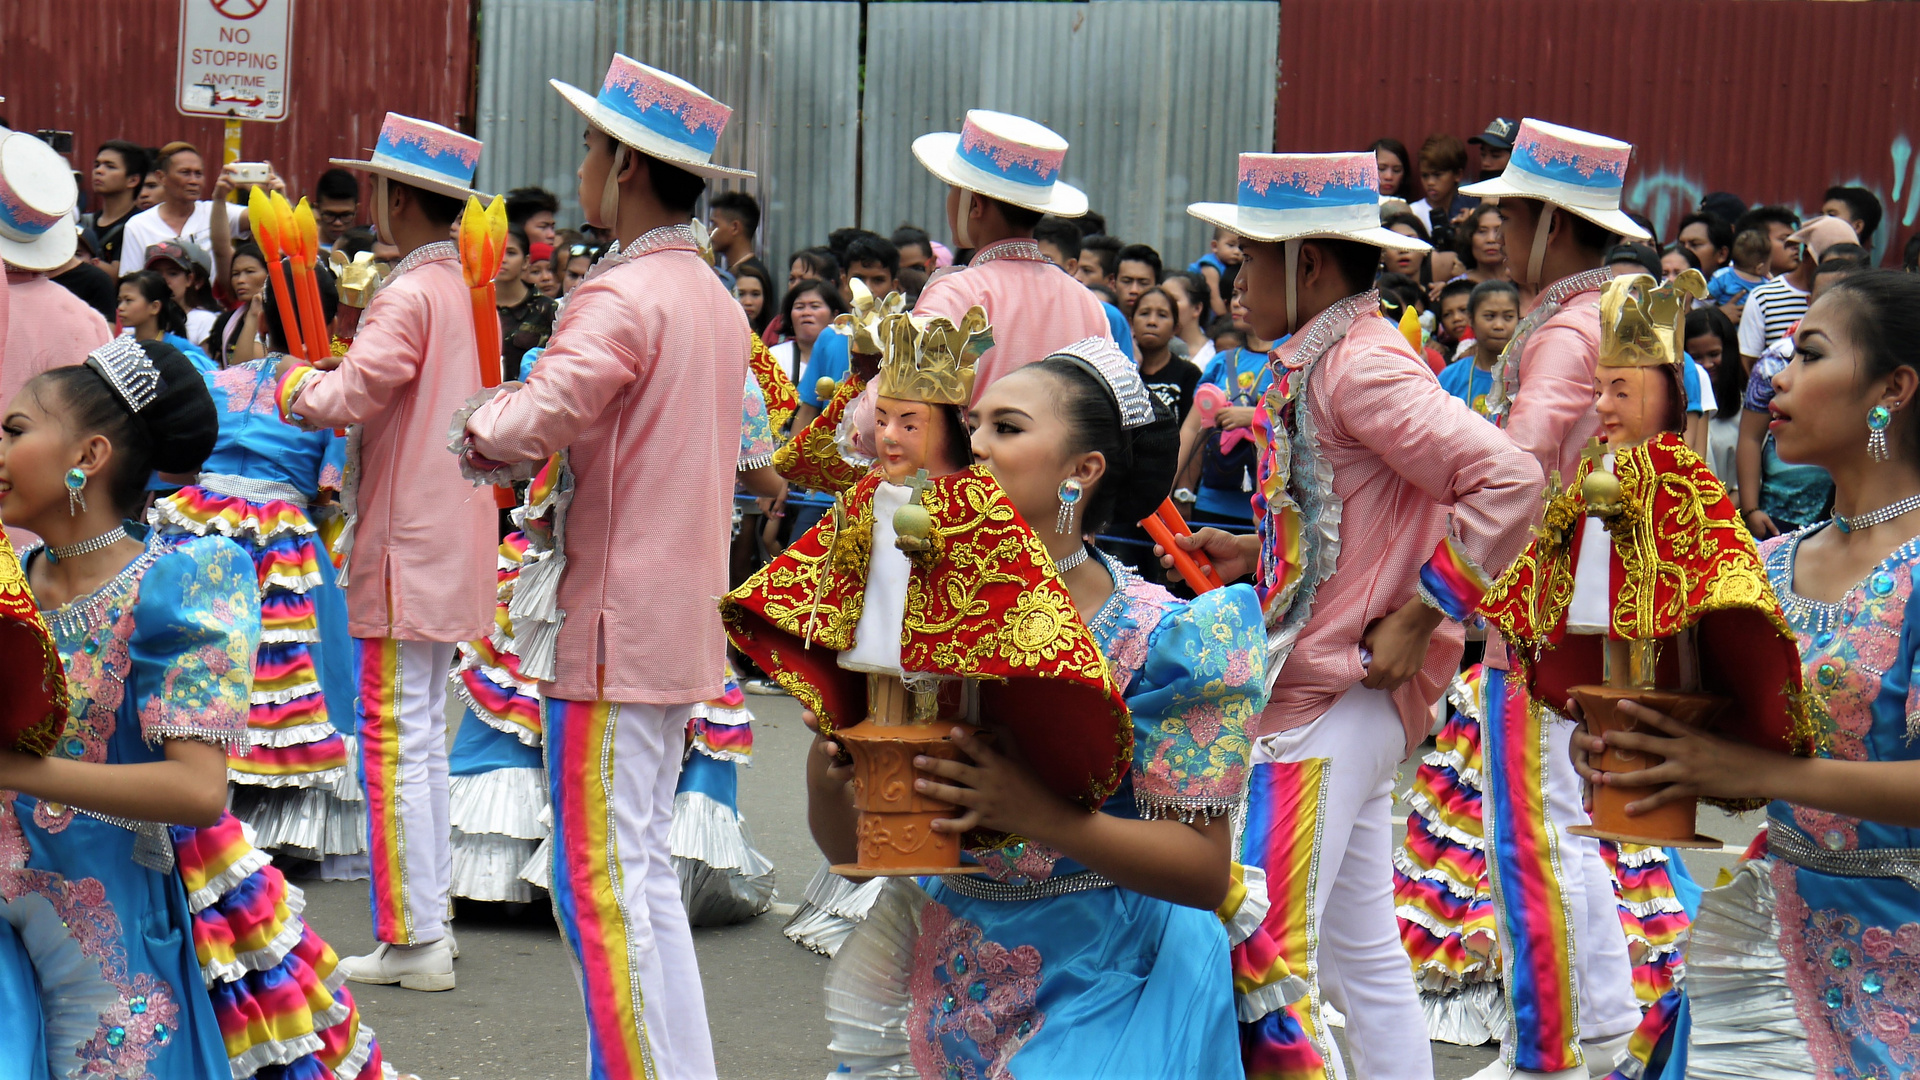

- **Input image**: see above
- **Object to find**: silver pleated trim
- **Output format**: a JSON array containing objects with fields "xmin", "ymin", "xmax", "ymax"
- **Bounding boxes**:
[
  {"xmin": 822, "ymin": 877, "xmax": 930, "ymax": 1078},
  {"xmin": 186, "ymin": 832, "xmax": 273, "ymax": 914},
  {"xmin": 448, "ymin": 768, "xmax": 548, "ymax": 840},
  {"xmin": 1418, "ymin": 981, "xmax": 1508, "ymax": 1047},
  {"xmin": 260, "ymin": 627, "xmax": 322, "ymax": 645},
  {"xmin": 670, "ymin": 790, "xmax": 775, "ymax": 927},
  {"xmin": 784, "ymin": 860, "xmax": 886, "ymax": 958},
  {"xmin": 227, "ymin": 770, "xmax": 368, "ymax": 861},
  {"xmin": 251, "ymin": 679, "xmax": 323, "ymax": 706},
  {"xmin": 1222, "ymin": 863, "xmax": 1271, "ymax": 947},
  {"xmin": 519, "ymin": 835, "xmax": 552, "ymax": 890},
  {"xmin": 328, "ymin": 1013, "xmax": 379, "ymax": 1080},
  {"xmin": 451, "ymin": 829, "xmax": 542, "ymax": 904},
  {"xmin": 247, "ymin": 720, "xmax": 345, "ymax": 749},
  {"xmin": 227, "ymin": 1030, "xmax": 326, "ymax": 1080},
  {"xmin": 1400, "ymin": 789, "xmax": 1486, "ymax": 850},
  {"xmin": 1678, "ymin": 860, "xmax": 1813, "ymax": 1079}
]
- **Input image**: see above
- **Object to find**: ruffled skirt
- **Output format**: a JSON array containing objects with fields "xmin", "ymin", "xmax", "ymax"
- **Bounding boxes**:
[
  {"xmin": 671, "ymin": 671, "xmax": 775, "ymax": 927},
  {"xmin": 171, "ymin": 813, "xmax": 383, "ymax": 1080},
  {"xmin": 1393, "ymin": 666, "xmax": 1692, "ymax": 1044}
]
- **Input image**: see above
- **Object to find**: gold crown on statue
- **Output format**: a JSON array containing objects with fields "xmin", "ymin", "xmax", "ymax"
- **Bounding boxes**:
[
  {"xmin": 832, "ymin": 278, "xmax": 910, "ymax": 356},
  {"xmin": 1599, "ymin": 269, "xmax": 1706, "ymax": 369},
  {"xmin": 871, "ymin": 305, "xmax": 993, "ymax": 407}
]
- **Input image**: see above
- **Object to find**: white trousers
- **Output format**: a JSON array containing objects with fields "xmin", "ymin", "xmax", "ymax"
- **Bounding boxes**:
[
  {"xmin": 1255, "ymin": 685, "xmax": 1434, "ymax": 1080},
  {"xmin": 546, "ymin": 699, "xmax": 715, "ymax": 1080},
  {"xmin": 357, "ymin": 637, "xmax": 455, "ymax": 945},
  {"xmin": 1539, "ymin": 719, "xmax": 1643, "ymax": 1043}
]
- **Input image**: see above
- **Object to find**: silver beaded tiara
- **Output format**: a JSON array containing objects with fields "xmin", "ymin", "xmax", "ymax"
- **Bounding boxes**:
[
  {"xmin": 1048, "ymin": 337, "xmax": 1155, "ymax": 429},
  {"xmin": 86, "ymin": 337, "xmax": 162, "ymax": 413}
]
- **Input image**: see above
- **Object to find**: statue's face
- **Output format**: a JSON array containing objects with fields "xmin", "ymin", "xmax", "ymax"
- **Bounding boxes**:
[
  {"xmin": 1594, "ymin": 366, "xmax": 1679, "ymax": 449},
  {"xmin": 875, "ymin": 396, "xmax": 942, "ymax": 483}
]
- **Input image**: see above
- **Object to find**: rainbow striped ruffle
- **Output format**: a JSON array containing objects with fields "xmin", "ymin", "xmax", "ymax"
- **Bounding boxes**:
[
  {"xmin": 153, "ymin": 485, "xmax": 343, "ymax": 795},
  {"xmin": 1601, "ymin": 844, "xmax": 1689, "ymax": 1003},
  {"xmin": 1394, "ymin": 679, "xmax": 1496, "ymax": 994},
  {"xmin": 172, "ymin": 814, "xmax": 382, "ymax": 1080},
  {"xmin": 687, "ymin": 667, "xmax": 752, "ymax": 763}
]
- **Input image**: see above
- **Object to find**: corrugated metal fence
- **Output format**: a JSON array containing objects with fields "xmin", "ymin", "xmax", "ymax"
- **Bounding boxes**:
[
  {"xmin": 864, "ymin": 2, "xmax": 1277, "ymax": 264},
  {"xmin": 477, "ymin": 0, "xmax": 859, "ymax": 270},
  {"xmin": 1277, "ymin": 0, "xmax": 1920, "ymax": 265},
  {"xmin": 476, "ymin": 0, "xmax": 1274, "ymax": 272}
]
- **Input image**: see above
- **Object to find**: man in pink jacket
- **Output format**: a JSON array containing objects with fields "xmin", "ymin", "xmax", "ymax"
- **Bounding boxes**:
[
  {"xmin": 1452, "ymin": 120, "xmax": 1657, "ymax": 1080},
  {"xmin": 457, "ymin": 57, "xmax": 750, "ymax": 1080},
  {"xmin": 1175, "ymin": 152, "xmax": 1541, "ymax": 1078},
  {"xmin": 0, "ymin": 129, "xmax": 111, "ymax": 410},
  {"xmin": 909, "ymin": 109, "xmax": 1111, "ymax": 394},
  {"xmin": 276, "ymin": 113, "xmax": 496, "ymax": 992}
]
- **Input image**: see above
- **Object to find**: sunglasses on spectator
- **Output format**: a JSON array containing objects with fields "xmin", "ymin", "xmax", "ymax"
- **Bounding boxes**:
[{"xmin": 318, "ymin": 210, "xmax": 357, "ymax": 224}]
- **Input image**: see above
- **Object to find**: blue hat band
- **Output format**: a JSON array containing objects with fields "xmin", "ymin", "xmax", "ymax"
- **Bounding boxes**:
[
  {"xmin": 597, "ymin": 85, "xmax": 719, "ymax": 156},
  {"xmin": 1237, "ymin": 179, "xmax": 1376, "ymax": 214},
  {"xmin": 956, "ymin": 140, "xmax": 1057, "ymax": 190},
  {"xmin": 1508, "ymin": 143, "xmax": 1624, "ymax": 200},
  {"xmin": 370, "ymin": 139, "xmax": 477, "ymax": 189}
]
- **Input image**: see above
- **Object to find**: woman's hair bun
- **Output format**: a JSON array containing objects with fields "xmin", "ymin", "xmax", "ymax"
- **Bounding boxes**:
[
  {"xmin": 1110, "ymin": 395, "xmax": 1179, "ymax": 527},
  {"xmin": 133, "ymin": 339, "xmax": 220, "ymax": 474}
]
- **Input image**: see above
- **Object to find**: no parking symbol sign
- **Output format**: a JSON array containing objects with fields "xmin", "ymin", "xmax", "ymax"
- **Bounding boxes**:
[{"xmin": 176, "ymin": 0, "xmax": 294, "ymax": 121}]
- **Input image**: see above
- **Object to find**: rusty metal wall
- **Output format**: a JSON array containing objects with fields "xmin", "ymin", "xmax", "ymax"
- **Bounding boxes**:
[
  {"xmin": 1277, "ymin": 0, "xmax": 1920, "ymax": 264},
  {"xmin": 863, "ymin": 1, "xmax": 1278, "ymax": 264},
  {"xmin": 3, "ymin": 0, "xmax": 474, "ymax": 210}
]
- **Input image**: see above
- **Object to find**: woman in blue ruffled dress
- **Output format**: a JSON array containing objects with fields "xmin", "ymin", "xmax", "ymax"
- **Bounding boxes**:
[
  {"xmin": 149, "ymin": 274, "xmax": 365, "ymax": 877},
  {"xmin": 1579, "ymin": 271, "xmax": 1920, "ymax": 1079},
  {"xmin": 811, "ymin": 346, "xmax": 1267, "ymax": 1078},
  {"xmin": 0, "ymin": 339, "xmax": 383, "ymax": 1080}
]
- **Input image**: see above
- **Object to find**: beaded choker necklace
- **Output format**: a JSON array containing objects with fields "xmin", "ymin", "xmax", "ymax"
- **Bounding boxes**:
[
  {"xmin": 45, "ymin": 523, "xmax": 131, "ymax": 564},
  {"xmin": 1054, "ymin": 545, "xmax": 1090, "ymax": 574},
  {"xmin": 1835, "ymin": 492, "xmax": 1920, "ymax": 534}
]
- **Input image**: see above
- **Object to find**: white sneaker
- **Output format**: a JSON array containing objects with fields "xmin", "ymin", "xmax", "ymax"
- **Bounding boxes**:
[
  {"xmin": 446, "ymin": 928, "xmax": 459, "ymax": 960},
  {"xmin": 339, "ymin": 939, "xmax": 456, "ymax": 991},
  {"xmin": 1581, "ymin": 1032, "xmax": 1633, "ymax": 1077}
]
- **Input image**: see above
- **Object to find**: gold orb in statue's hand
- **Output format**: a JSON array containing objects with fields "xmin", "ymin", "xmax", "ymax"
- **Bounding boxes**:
[
  {"xmin": 893, "ymin": 502, "xmax": 932, "ymax": 542},
  {"xmin": 1582, "ymin": 469, "xmax": 1623, "ymax": 518},
  {"xmin": 815, "ymin": 376, "xmax": 838, "ymax": 403}
]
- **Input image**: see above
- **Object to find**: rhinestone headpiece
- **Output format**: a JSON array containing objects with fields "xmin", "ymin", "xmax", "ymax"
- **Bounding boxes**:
[
  {"xmin": 85, "ymin": 337, "xmax": 163, "ymax": 413},
  {"xmin": 1048, "ymin": 337, "xmax": 1155, "ymax": 429},
  {"xmin": 1599, "ymin": 269, "xmax": 1706, "ymax": 370},
  {"xmin": 871, "ymin": 304, "xmax": 992, "ymax": 407}
]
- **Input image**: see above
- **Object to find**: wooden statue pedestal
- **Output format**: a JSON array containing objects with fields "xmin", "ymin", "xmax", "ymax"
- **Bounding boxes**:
[
  {"xmin": 830, "ymin": 673, "xmax": 984, "ymax": 878},
  {"xmin": 1565, "ymin": 684, "xmax": 1725, "ymax": 850}
]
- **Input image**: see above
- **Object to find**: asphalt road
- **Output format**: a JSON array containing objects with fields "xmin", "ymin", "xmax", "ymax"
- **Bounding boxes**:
[{"xmin": 297, "ymin": 695, "xmax": 1762, "ymax": 1080}]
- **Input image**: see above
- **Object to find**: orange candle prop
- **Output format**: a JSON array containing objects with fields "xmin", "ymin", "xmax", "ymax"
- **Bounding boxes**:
[
  {"xmin": 285, "ymin": 198, "xmax": 334, "ymax": 367},
  {"xmin": 457, "ymin": 195, "xmax": 513, "ymax": 507},
  {"xmin": 1138, "ymin": 497, "xmax": 1224, "ymax": 593},
  {"xmin": 248, "ymin": 187, "xmax": 306, "ymax": 360}
]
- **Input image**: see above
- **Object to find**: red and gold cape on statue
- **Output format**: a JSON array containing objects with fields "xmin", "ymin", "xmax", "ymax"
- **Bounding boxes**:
[
  {"xmin": 0, "ymin": 522, "xmax": 67, "ymax": 754},
  {"xmin": 1478, "ymin": 431, "xmax": 1813, "ymax": 755},
  {"xmin": 772, "ymin": 375, "xmax": 869, "ymax": 496},
  {"xmin": 721, "ymin": 464, "xmax": 1132, "ymax": 811},
  {"xmin": 747, "ymin": 332, "xmax": 798, "ymax": 440}
]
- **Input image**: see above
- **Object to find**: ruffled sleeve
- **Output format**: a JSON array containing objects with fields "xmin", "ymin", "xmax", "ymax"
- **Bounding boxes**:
[
  {"xmin": 129, "ymin": 535, "xmax": 261, "ymax": 751},
  {"xmin": 1126, "ymin": 582, "xmax": 1265, "ymax": 822},
  {"xmin": 739, "ymin": 373, "xmax": 775, "ymax": 470}
]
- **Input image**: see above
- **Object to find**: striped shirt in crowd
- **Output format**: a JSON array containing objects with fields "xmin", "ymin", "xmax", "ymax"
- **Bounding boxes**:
[{"xmin": 1737, "ymin": 276, "xmax": 1809, "ymax": 359}]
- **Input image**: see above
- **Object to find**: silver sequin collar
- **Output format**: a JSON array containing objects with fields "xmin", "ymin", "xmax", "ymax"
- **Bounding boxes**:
[
  {"xmin": 966, "ymin": 239, "xmax": 1048, "ymax": 267},
  {"xmin": 390, "ymin": 241, "xmax": 458, "ymax": 280},
  {"xmin": 1274, "ymin": 290, "xmax": 1382, "ymax": 375},
  {"xmin": 619, "ymin": 224, "xmax": 699, "ymax": 260}
]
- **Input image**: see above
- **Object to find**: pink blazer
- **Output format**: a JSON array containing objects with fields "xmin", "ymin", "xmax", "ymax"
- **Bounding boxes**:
[
  {"xmin": 914, "ymin": 239, "xmax": 1113, "ymax": 397},
  {"xmin": 464, "ymin": 229, "xmax": 749, "ymax": 705},
  {"xmin": 2, "ymin": 272, "xmax": 113, "ymax": 410},
  {"xmin": 286, "ymin": 244, "xmax": 495, "ymax": 643}
]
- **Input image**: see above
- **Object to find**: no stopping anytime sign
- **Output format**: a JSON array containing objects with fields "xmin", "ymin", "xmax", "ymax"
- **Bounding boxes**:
[{"xmin": 176, "ymin": 0, "xmax": 294, "ymax": 122}]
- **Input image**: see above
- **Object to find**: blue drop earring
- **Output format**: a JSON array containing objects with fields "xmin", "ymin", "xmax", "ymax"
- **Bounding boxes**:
[
  {"xmin": 1869, "ymin": 404, "xmax": 1895, "ymax": 463},
  {"xmin": 1056, "ymin": 478, "xmax": 1082, "ymax": 535},
  {"xmin": 65, "ymin": 467, "xmax": 87, "ymax": 515}
]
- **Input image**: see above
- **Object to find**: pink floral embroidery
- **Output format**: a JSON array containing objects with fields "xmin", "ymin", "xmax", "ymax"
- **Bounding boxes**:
[
  {"xmin": 1793, "ymin": 807, "xmax": 1859, "ymax": 852},
  {"xmin": 1101, "ymin": 577, "xmax": 1173, "ymax": 694},
  {"xmin": 909, "ymin": 901, "xmax": 1045, "ymax": 1080},
  {"xmin": 959, "ymin": 123, "xmax": 1064, "ymax": 180},
  {"xmin": 318, "ymin": 462, "xmax": 344, "ymax": 492},
  {"xmin": 1518, "ymin": 129, "xmax": 1628, "ymax": 182},
  {"xmin": 77, "ymin": 973, "xmax": 181, "ymax": 1078},
  {"xmin": 968, "ymin": 839, "xmax": 1062, "ymax": 885},
  {"xmin": 1774, "ymin": 860, "xmax": 1920, "ymax": 1075},
  {"xmin": 1239, "ymin": 153, "xmax": 1376, "ymax": 197},
  {"xmin": 209, "ymin": 364, "xmax": 278, "ymax": 416},
  {"xmin": 381, "ymin": 115, "xmax": 481, "ymax": 169},
  {"xmin": 604, "ymin": 58, "xmax": 732, "ymax": 137},
  {"xmin": 0, "ymin": 174, "xmax": 61, "ymax": 230}
]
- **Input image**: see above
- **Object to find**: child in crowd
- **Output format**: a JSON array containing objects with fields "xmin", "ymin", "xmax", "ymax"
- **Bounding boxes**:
[
  {"xmin": 1434, "ymin": 277, "xmax": 1475, "ymax": 359},
  {"xmin": 1437, "ymin": 278, "xmax": 1521, "ymax": 417},
  {"xmin": 1188, "ymin": 225, "xmax": 1243, "ymax": 318},
  {"xmin": 1707, "ymin": 227, "xmax": 1772, "ymax": 314}
]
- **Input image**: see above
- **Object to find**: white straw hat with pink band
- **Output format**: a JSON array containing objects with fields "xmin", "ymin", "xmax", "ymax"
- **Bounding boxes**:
[
  {"xmin": 0, "ymin": 129, "xmax": 80, "ymax": 272},
  {"xmin": 913, "ymin": 110, "xmax": 1088, "ymax": 218}
]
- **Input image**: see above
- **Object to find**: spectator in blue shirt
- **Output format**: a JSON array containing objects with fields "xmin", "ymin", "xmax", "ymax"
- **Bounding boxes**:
[{"xmin": 1437, "ymin": 279, "xmax": 1520, "ymax": 418}]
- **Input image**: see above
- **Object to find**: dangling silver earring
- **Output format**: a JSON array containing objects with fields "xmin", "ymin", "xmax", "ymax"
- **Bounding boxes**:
[
  {"xmin": 1056, "ymin": 478, "xmax": 1082, "ymax": 535},
  {"xmin": 65, "ymin": 467, "xmax": 87, "ymax": 515},
  {"xmin": 1869, "ymin": 404, "xmax": 1895, "ymax": 463}
]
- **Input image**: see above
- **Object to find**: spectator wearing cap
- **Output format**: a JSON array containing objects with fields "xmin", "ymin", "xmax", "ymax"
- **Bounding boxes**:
[
  {"xmin": 118, "ymin": 141, "xmax": 251, "ymax": 275},
  {"xmin": 1468, "ymin": 117, "xmax": 1518, "ymax": 179},
  {"xmin": 526, "ymin": 239, "xmax": 557, "ymax": 297},
  {"xmin": 145, "ymin": 237, "xmax": 220, "ymax": 347},
  {"xmin": 1, "ymin": 129, "xmax": 114, "ymax": 412}
]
